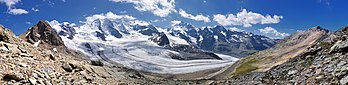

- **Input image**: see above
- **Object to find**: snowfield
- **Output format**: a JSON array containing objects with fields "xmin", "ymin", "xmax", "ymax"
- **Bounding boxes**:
[
  {"xmin": 49, "ymin": 12, "xmax": 239, "ymax": 75},
  {"xmin": 61, "ymin": 34, "xmax": 239, "ymax": 74}
]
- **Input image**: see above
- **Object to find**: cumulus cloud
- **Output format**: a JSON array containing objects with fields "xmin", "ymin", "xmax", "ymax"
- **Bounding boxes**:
[
  {"xmin": 31, "ymin": 8, "xmax": 39, "ymax": 12},
  {"xmin": 229, "ymin": 27, "xmax": 243, "ymax": 32},
  {"xmin": 8, "ymin": 8, "xmax": 29, "ymax": 15},
  {"xmin": 85, "ymin": 12, "xmax": 135, "ymax": 22},
  {"xmin": 213, "ymin": 9, "xmax": 283, "ymax": 27},
  {"xmin": 84, "ymin": 12, "xmax": 150, "ymax": 26},
  {"xmin": 0, "ymin": 0, "xmax": 21, "ymax": 7},
  {"xmin": 259, "ymin": 27, "xmax": 289, "ymax": 39},
  {"xmin": 178, "ymin": 9, "xmax": 210, "ymax": 22},
  {"xmin": 0, "ymin": 0, "xmax": 29, "ymax": 15},
  {"xmin": 109, "ymin": 0, "xmax": 176, "ymax": 17}
]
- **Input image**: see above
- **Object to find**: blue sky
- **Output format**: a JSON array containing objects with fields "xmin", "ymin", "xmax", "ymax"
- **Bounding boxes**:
[{"xmin": 0, "ymin": 0, "xmax": 346, "ymax": 39}]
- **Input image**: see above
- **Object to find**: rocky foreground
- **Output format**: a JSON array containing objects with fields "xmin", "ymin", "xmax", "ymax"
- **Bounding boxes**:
[{"xmin": 211, "ymin": 26, "xmax": 348, "ymax": 84}]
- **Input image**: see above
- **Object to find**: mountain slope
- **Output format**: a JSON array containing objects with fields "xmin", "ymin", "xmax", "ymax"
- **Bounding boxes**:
[
  {"xmin": 212, "ymin": 26, "xmax": 329, "ymax": 79},
  {"xmin": 211, "ymin": 26, "xmax": 348, "ymax": 84}
]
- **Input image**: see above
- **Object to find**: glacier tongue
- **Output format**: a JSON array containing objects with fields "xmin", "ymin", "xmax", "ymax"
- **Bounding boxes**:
[
  {"xmin": 60, "ymin": 33, "xmax": 239, "ymax": 74},
  {"xmin": 48, "ymin": 12, "xmax": 239, "ymax": 75}
]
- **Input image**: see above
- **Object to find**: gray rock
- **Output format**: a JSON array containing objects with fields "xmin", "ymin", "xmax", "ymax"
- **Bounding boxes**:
[
  {"xmin": 288, "ymin": 70, "xmax": 298, "ymax": 75},
  {"xmin": 28, "ymin": 78, "xmax": 37, "ymax": 85},
  {"xmin": 62, "ymin": 63, "xmax": 73, "ymax": 72},
  {"xmin": 337, "ymin": 61, "xmax": 347, "ymax": 67},
  {"xmin": 2, "ymin": 73, "xmax": 25, "ymax": 81},
  {"xmin": 340, "ymin": 76, "xmax": 348, "ymax": 84},
  {"xmin": 91, "ymin": 60, "xmax": 103, "ymax": 66}
]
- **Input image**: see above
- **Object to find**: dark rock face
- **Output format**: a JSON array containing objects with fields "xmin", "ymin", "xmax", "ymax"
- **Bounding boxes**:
[
  {"xmin": 149, "ymin": 32, "xmax": 170, "ymax": 46},
  {"xmin": 20, "ymin": 20, "xmax": 65, "ymax": 47},
  {"xmin": 96, "ymin": 31, "xmax": 106, "ymax": 41},
  {"xmin": 158, "ymin": 33, "xmax": 170, "ymax": 46},
  {"xmin": 92, "ymin": 19, "xmax": 123, "ymax": 38},
  {"xmin": 136, "ymin": 25, "xmax": 160, "ymax": 36},
  {"xmin": 58, "ymin": 24, "xmax": 76, "ymax": 39}
]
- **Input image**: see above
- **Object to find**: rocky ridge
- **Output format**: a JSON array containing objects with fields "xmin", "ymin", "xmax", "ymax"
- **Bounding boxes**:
[{"xmin": 212, "ymin": 26, "xmax": 348, "ymax": 84}]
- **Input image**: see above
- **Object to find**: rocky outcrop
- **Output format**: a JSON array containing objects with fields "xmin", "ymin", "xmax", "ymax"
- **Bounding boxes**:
[
  {"xmin": 20, "ymin": 20, "xmax": 65, "ymax": 48},
  {"xmin": 149, "ymin": 32, "xmax": 170, "ymax": 46},
  {"xmin": 0, "ymin": 25, "xmax": 17, "ymax": 43}
]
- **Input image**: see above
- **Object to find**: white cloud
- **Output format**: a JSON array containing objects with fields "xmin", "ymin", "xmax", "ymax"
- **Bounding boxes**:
[
  {"xmin": 31, "ymin": 8, "xmax": 39, "ymax": 12},
  {"xmin": 119, "ymin": 10, "xmax": 127, "ymax": 14},
  {"xmin": 0, "ymin": 0, "xmax": 21, "ymax": 7},
  {"xmin": 0, "ymin": 0, "xmax": 29, "ymax": 15},
  {"xmin": 259, "ymin": 27, "xmax": 289, "ymax": 39},
  {"xmin": 319, "ymin": 0, "xmax": 330, "ymax": 6},
  {"xmin": 213, "ymin": 9, "xmax": 283, "ymax": 27},
  {"xmin": 178, "ymin": 9, "xmax": 210, "ymax": 22},
  {"xmin": 84, "ymin": 12, "xmax": 150, "ymax": 26},
  {"xmin": 62, "ymin": 0, "xmax": 66, "ymax": 2},
  {"xmin": 229, "ymin": 27, "xmax": 243, "ymax": 32},
  {"xmin": 8, "ymin": 8, "xmax": 28, "ymax": 15},
  {"xmin": 85, "ymin": 12, "xmax": 136, "ymax": 23},
  {"xmin": 150, "ymin": 19, "xmax": 166, "ymax": 22},
  {"xmin": 25, "ymin": 21, "xmax": 32, "ymax": 25},
  {"xmin": 109, "ymin": 0, "xmax": 176, "ymax": 17}
]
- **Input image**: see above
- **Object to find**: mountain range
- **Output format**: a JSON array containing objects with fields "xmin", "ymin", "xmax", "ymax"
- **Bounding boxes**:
[
  {"xmin": 52, "ymin": 16, "xmax": 278, "ymax": 58},
  {"xmin": 2, "ymin": 18, "xmax": 348, "ymax": 84}
]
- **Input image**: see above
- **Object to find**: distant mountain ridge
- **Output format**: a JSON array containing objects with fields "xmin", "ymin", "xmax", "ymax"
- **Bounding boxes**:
[
  {"xmin": 168, "ymin": 21, "xmax": 278, "ymax": 57},
  {"xmin": 53, "ymin": 19, "xmax": 278, "ymax": 58}
]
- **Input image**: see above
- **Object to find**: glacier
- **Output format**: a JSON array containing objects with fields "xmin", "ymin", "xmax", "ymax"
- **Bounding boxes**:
[{"xmin": 49, "ymin": 12, "xmax": 239, "ymax": 75}]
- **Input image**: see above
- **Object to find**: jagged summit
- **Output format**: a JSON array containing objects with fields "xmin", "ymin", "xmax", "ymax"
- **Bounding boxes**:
[
  {"xmin": 309, "ymin": 26, "xmax": 329, "ymax": 32},
  {"xmin": 20, "ymin": 20, "xmax": 65, "ymax": 48}
]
